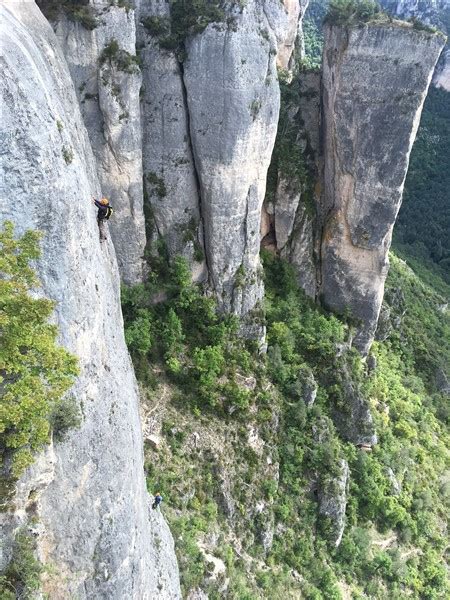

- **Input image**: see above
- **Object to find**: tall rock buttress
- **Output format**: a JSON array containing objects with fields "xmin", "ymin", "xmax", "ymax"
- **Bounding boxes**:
[
  {"xmin": 320, "ymin": 23, "xmax": 444, "ymax": 354},
  {"xmin": 137, "ymin": 0, "xmax": 307, "ymax": 337},
  {"xmin": 0, "ymin": 2, "xmax": 180, "ymax": 597},
  {"xmin": 52, "ymin": 1, "xmax": 146, "ymax": 285}
]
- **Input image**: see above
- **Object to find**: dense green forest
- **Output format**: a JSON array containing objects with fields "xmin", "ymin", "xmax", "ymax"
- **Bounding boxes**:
[{"xmin": 394, "ymin": 86, "xmax": 450, "ymax": 283}]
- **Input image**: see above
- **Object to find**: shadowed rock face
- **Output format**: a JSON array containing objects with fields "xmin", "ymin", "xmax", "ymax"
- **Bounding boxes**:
[
  {"xmin": 320, "ymin": 24, "xmax": 444, "ymax": 354},
  {"xmin": 275, "ymin": 71, "xmax": 322, "ymax": 299},
  {"xmin": 53, "ymin": 1, "xmax": 146, "ymax": 285},
  {"xmin": 137, "ymin": 0, "xmax": 207, "ymax": 282},
  {"xmin": 0, "ymin": 3, "xmax": 180, "ymax": 597}
]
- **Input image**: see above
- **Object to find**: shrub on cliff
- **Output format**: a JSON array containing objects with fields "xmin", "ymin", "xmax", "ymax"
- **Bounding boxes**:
[
  {"xmin": 142, "ymin": 1, "xmax": 226, "ymax": 53},
  {"xmin": 36, "ymin": 0, "xmax": 98, "ymax": 30},
  {"xmin": 122, "ymin": 254, "xmax": 252, "ymax": 414},
  {"xmin": 0, "ymin": 221, "xmax": 79, "ymax": 479},
  {"xmin": 324, "ymin": 0, "xmax": 386, "ymax": 26}
]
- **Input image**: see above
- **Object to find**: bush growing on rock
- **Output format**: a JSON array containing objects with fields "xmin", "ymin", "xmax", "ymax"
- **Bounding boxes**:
[
  {"xmin": 324, "ymin": 0, "xmax": 386, "ymax": 26},
  {"xmin": 36, "ymin": 0, "xmax": 98, "ymax": 30},
  {"xmin": 0, "ymin": 222, "xmax": 79, "ymax": 479},
  {"xmin": 1, "ymin": 525, "xmax": 43, "ymax": 598}
]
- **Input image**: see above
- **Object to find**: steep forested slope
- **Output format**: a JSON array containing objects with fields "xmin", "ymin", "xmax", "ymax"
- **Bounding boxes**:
[{"xmin": 122, "ymin": 247, "xmax": 449, "ymax": 598}]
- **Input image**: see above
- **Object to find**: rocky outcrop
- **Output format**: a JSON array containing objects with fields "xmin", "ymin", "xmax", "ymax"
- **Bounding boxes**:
[
  {"xmin": 318, "ymin": 459, "xmax": 349, "ymax": 547},
  {"xmin": 52, "ymin": 1, "xmax": 146, "ymax": 285},
  {"xmin": 0, "ymin": 2, "xmax": 180, "ymax": 597},
  {"xmin": 380, "ymin": 1, "xmax": 450, "ymax": 90},
  {"xmin": 320, "ymin": 24, "xmax": 444, "ymax": 354}
]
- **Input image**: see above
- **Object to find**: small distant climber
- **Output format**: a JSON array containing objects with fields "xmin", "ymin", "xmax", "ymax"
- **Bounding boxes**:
[
  {"xmin": 152, "ymin": 492, "xmax": 163, "ymax": 510},
  {"xmin": 92, "ymin": 196, "xmax": 113, "ymax": 241}
]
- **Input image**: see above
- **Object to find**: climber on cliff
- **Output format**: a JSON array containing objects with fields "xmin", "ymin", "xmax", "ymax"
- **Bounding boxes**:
[
  {"xmin": 92, "ymin": 196, "xmax": 113, "ymax": 241},
  {"xmin": 152, "ymin": 492, "xmax": 163, "ymax": 510}
]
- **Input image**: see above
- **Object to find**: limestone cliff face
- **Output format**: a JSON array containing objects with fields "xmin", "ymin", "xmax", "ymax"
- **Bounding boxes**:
[
  {"xmin": 380, "ymin": 0, "xmax": 450, "ymax": 90},
  {"xmin": 138, "ymin": 0, "xmax": 206, "ymax": 282},
  {"xmin": 53, "ymin": 1, "xmax": 146, "ymax": 285},
  {"xmin": 137, "ymin": 0, "xmax": 307, "ymax": 334},
  {"xmin": 0, "ymin": 2, "xmax": 180, "ymax": 598},
  {"xmin": 320, "ymin": 24, "xmax": 444, "ymax": 354}
]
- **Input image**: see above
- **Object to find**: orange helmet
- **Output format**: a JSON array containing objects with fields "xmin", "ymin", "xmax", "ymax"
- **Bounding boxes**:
[{"xmin": 100, "ymin": 198, "xmax": 109, "ymax": 206}]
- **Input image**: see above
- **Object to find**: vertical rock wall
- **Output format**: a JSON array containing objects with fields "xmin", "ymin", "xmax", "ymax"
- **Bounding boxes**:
[
  {"xmin": 0, "ymin": 2, "xmax": 180, "ymax": 597},
  {"xmin": 137, "ymin": 0, "xmax": 307, "ymax": 335},
  {"xmin": 138, "ymin": 0, "xmax": 206, "ymax": 282},
  {"xmin": 53, "ymin": 1, "xmax": 146, "ymax": 285},
  {"xmin": 320, "ymin": 24, "xmax": 444, "ymax": 354},
  {"xmin": 380, "ymin": 0, "xmax": 450, "ymax": 90},
  {"xmin": 182, "ymin": 2, "xmax": 280, "ymax": 333}
]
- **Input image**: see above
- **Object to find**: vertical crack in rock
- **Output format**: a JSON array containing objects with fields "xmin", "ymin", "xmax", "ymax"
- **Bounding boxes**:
[
  {"xmin": 182, "ymin": 1, "xmax": 282, "ymax": 338},
  {"xmin": 179, "ymin": 60, "xmax": 211, "ymax": 279},
  {"xmin": 137, "ymin": 0, "xmax": 206, "ymax": 282}
]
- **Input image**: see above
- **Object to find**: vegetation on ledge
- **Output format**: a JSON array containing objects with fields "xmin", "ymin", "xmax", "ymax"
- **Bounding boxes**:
[{"xmin": 36, "ymin": 0, "xmax": 98, "ymax": 30}]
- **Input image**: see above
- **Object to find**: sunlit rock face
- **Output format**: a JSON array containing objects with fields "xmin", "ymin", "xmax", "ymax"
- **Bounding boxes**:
[
  {"xmin": 0, "ymin": 2, "xmax": 180, "ymax": 597},
  {"xmin": 54, "ymin": 1, "xmax": 146, "ymax": 284}
]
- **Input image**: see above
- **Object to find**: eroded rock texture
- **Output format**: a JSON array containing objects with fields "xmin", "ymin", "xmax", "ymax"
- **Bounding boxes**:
[
  {"xmin": 320, "ymin": 24, "xmax": 444, "ymax": 354},
  {"xmin": 0, "ymin": 3, "xmax": 180, "ymax": 597},
  {"xmin": 318, "ymin": 459, "xmax": 349, "ymax": 547},
  {"xmin": 53, "ymin": 1, "xmax": 146, "ymax": 284},
  {"xmin": 137, "ymin": 0, "xmax": 308, "ymax": 336},
  {"xmin": 380, "ymin": 1, "xmax": 450, "ymax": 89}
]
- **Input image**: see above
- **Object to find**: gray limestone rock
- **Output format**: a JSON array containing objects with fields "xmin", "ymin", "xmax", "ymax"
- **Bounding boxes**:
[
  {"xmin": 182, "ymin": 1, "xmax": 282, "ymax": 334},
  {"xmin": 332, "ymin": 365, "xmax": 377, "ymax": 447},
  {"xmin": 53, "ymin": 1, "xmax": 146, "ymax": 284},
  {"xmin": 435, "ymin": 367, "xmax": 450, "ymax": 396},
  {"xmin": 318, "ymin": 459, "xmax": 349, "ymax": 547},
  {"xmin": 282, "ymin": 202, "xmax": 317, "ymax": 298},
  {"xmin": 386, "ymin": 467, "xmax": 402, "ymax": 496},
  {"xmin": 137, "ymin": 1, "xmax": 207, "ymax": 281},
  {"xmin": 367, "ymin": 353, "xmax": 377, "ymax": 373},
  {"xmin": 0, "ymin": 2, "xmax": 180, "ymax": 597},
  {"xmin": 320, "ymin": 23, "xmax": 444, "ymax": 355},
  {"xmin": 379, "ymin": 1, "xmax": 450, "ymax": 91},
  {"xmin": 302, "ymin": 370, "xmax": 318, "ymax": 407},
  {"xmin": 264, "ymin": 0, "xmax": 309, "ymax": 70}
]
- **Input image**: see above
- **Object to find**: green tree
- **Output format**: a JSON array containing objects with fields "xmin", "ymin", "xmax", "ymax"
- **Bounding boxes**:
[{"xmin": 0, "ymin": 221, "xmax": 78, "ymax": 478}]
